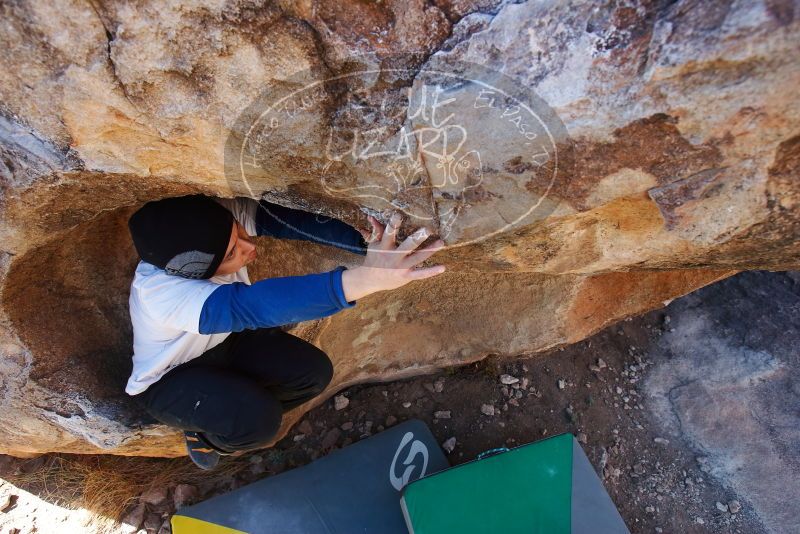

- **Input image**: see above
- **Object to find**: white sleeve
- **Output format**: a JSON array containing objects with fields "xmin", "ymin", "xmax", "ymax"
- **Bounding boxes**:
[
  {"xmin": 138, "ymin": 271, "xmax": 221, "ymax": 334},
  {"xmin": 213, "ymin": 196, "xmax": 258, "ymax": 237}
]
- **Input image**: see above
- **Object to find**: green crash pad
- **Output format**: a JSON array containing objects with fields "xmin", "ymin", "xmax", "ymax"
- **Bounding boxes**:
[{"xmin": 400, "ymin": 433, "xmax": 630, "ymax": 534}]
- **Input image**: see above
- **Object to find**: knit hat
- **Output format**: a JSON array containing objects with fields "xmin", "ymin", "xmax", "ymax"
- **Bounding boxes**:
[{"xmin": 128, "ymin": 194, "xmax": 234, "ymax": 279}]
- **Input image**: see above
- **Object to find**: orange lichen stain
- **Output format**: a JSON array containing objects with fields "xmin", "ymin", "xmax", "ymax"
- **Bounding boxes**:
[
  {"xmin": 565, "ymin": 269, "xmax": 735, "ymax": 341},
  {"xmin": 526, "ymin": 114, "xmax": 723, "ymax": 211},
  {"xmin": 589, "ymin": 194, "xmax": 667, "ymax": 234}
]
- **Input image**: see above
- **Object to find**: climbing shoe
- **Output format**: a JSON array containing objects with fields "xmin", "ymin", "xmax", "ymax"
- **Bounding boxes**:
[{"xmin": 183, "ymin": 430, "xmax": 228, "ymax": 470}]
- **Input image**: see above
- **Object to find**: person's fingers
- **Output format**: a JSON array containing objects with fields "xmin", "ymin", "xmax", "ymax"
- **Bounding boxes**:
[
  {"xmin": 357, "ymin": 216, "xmax": 380, "ymax": 245},
  {"xmin": 395, "ymin": 226, "xmax": 430, "ymax": 255},
  {"xmin": 381, "ymin": 211, "xmax": 402, "ymax": 249},
  {"xmin": 406, "ymin": 264, "xmax": 447, "ymax": 280},
  {"xmin": 360, "ymin": 216, "xmax": 380, "ymax": 244},
  {"xmin": 399, "ymin": 239, "xmax": 445, "ymax": 269},
  {"xmin": 369, "ymin": 215, "xmax": 384, "ymax": 243}
]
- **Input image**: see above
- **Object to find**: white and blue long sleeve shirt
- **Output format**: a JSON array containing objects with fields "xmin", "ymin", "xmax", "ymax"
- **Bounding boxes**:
[{"xmin": 125, "ymin": 197, "xmax": 367, "ymax": 396}]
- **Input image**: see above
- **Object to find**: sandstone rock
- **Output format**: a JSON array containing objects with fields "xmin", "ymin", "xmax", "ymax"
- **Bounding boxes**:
[
  {"xmin": 143, "ymin": 512, "xmax": 163, "ymax": 532},
  {"xmin": 120, "ymin": 503, "xmax": 146, "ymax": 534},
  {"xmin": 172, "ymin": 484, "xmax": 197, "ymax": 509},
  {"xmin": 320, "ymin": 428, "xmax": 341, "ymax": 451},
  {"xmin": 138, "ymin": 486, "xmax": 168, "ymax": 506},
  {"xmin": 297, "ymin": 420, "xmax": 313, "ymax": 435},
  {"xmin": 0, "ymin": 0, "xmax": 797, "ymax": 457},
  {"xmin": 333, "ymin": 395, "xmax": 349, "ymax": 411}
]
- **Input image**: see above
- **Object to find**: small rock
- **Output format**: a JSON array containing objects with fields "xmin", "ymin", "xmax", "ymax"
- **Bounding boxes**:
[
  {"xmin": 423, "ymin": 382, "xmax": 437, "ymax": 394},
  {"xmin": 321, "ymin": 428, "xmax": 341, "ymax": 451},
  {"xmin": 653, "ymin": 437, "xmax": 669, "ymax": 445},
  {"xmin": 385, "ymin": 415, "xmax": 397, "ymax": 426},
  {"xmin": 715, "ymin": 502, "xmax": 728, "ymax": 513},
  {"xmin": 499, "ymin": 374, "xmax": 519, "ymax": 385},
  {"xmin": 480, "ymin": 404, "xmax": 495, "ymax": 416},
  {"xmin": 402, "ymin": 402, "xmax": 412, "ymax": 408},
  {"xmin": 615, "ymin": 386, "xmax": 623, "ymax": 395},
  {"xmin": 249, "ymin": 454, "xmax": 263, "ymax": 464},
  {"xmin": 521, "ymin": 378, "xmax": 529, "ymax": 389},
  {"xmin": 442, "ymin": 437, "xmax": 457, "ymax": 454},
  {"xmin": 157, "ymin": 518, "xmax": 172, "ymax": 534},
  {"xmin": 139, "ymin": 486, "xmax": 169, "ymax": 506},
  {"xmin": 633, "ymin": 463, "xmax": 646, "ymax": 475},
  {"xmin": 293, "ymin": 434, "xmax": 306, "ymax": 442},
  {"xmin": 728, "ymin": 500, "xmax": 741, "ymax": 514},
  {"xmin": 120, "ymin": 503, "xmax": 147, "ymax": 533},
  {"xmin": 143, "ymin": 512, "xmax": 162, "ymax": 532},
  {"xmin": 565, "ymin": 405, "xmax": 578, "ymax": 424},
  {"xmin": 695, "ymin": 517, "xmax": 705, "ymax": 525},
  {"xmin": 577, "ymin": 432, "xmax": 588, "ymax": 444},
  {"xmin": 603, "ymin": 465, "xmax": 621, "ymax": 479},
  {"xmin": 645, "ymin": 505, "xmax": 655, "ymax": 513},
  {"xmin": 597, "ymin": 358, "xmax": 607, "ymax": 368},
  {"xmin": 433, "ymin": 378, "xmax": 445, "ymax": 393},
  {"xmin": 588, "ymin": 364, "xmax": 602, "ymax": 372},
  {"xmin": 334, "ymin": 395, "xmax": 349, "ymax": 411},
  {"xmin": 173, "ymin": 484, "xmax": 198, "ymax": 509},
  {"xmin": 557, "ymin": 379, "xmax": 566, "ymax": 390},
  {"xmin": 508, "ymin": 398, "xmax": 519, "ymax": 407},
  {"xmin": 341, "ymin": 421, "xmax": 354, "ymax": 431},
  {"xmin": 0, "ymin": 494, "xmax": 11, "ymax": 512},
  {"xmin": 434, "ymin": 410, "xmax": 451, "ymax": 419},
  {"xmin": 298, "ymin": 420, "xmax": 313, "ymax": 434}
]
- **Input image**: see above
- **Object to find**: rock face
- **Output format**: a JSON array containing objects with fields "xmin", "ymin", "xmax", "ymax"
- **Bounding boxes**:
[
  {"xmin": 0, "ymin": 0, "xmax": 797, "ymax": 457},
  {"xmin": 644, "ymin": 272, "xmax": 800, "ymax": 534}
]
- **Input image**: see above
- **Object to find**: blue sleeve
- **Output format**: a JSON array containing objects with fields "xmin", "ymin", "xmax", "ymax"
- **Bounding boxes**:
[
  {"xmin": 255, "ymin": 199, "xmax": 368, "ymax": 256},
  {"xmin": 198, "ymin": 265, "xmax": 356, "ymax": 334}
]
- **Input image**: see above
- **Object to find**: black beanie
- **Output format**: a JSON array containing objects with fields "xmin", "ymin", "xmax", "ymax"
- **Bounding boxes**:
[{"xmin": 128, "ymin": 194, "xmax": 234, "ymax": 279}]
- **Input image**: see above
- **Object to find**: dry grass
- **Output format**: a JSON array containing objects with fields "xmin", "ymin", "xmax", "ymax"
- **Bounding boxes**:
[{"xmin": 3, "ymin": 453, "xmax": 254, "ymax": 533}]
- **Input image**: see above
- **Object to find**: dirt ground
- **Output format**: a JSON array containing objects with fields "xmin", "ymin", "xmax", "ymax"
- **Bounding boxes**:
[{"xmin": 0, "ymin": 271, "xmax": 796, "ymax": 534}]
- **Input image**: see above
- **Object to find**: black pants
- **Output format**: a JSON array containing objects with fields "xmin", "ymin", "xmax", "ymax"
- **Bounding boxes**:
[{"xmin": 135, "ymin": 327, "xmax": 333, "ymax": 453}]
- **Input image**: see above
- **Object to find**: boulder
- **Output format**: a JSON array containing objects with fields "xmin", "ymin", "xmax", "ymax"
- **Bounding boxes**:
[{"xmin": 0, "ymin": 0, "xmax": 796, "ymax": 456}]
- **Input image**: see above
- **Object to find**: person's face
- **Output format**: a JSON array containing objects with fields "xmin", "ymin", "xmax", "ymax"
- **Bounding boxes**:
[{"xmin": 213, "ymin": 221, "xmax": 257, "ymax": 276}]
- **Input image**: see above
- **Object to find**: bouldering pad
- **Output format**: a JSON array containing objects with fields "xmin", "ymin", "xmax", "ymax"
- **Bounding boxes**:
[
  {"xmin": 400, "ymin": 433, "xmax": 630, "ymax": 534},
  {"xmin": 171, "ymin": 419, "xmax": 448, "ymax": 534}
]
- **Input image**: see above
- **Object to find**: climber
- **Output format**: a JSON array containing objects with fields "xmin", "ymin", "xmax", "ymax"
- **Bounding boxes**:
[{"xmin": 125, "ymin": 194, "xmax": 446, "ymax": 470}]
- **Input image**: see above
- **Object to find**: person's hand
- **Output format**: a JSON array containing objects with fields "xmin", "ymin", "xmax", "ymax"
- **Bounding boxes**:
[{"xmin": 342, "ymin": 211, "xmax": 446, "ymax": 301}]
